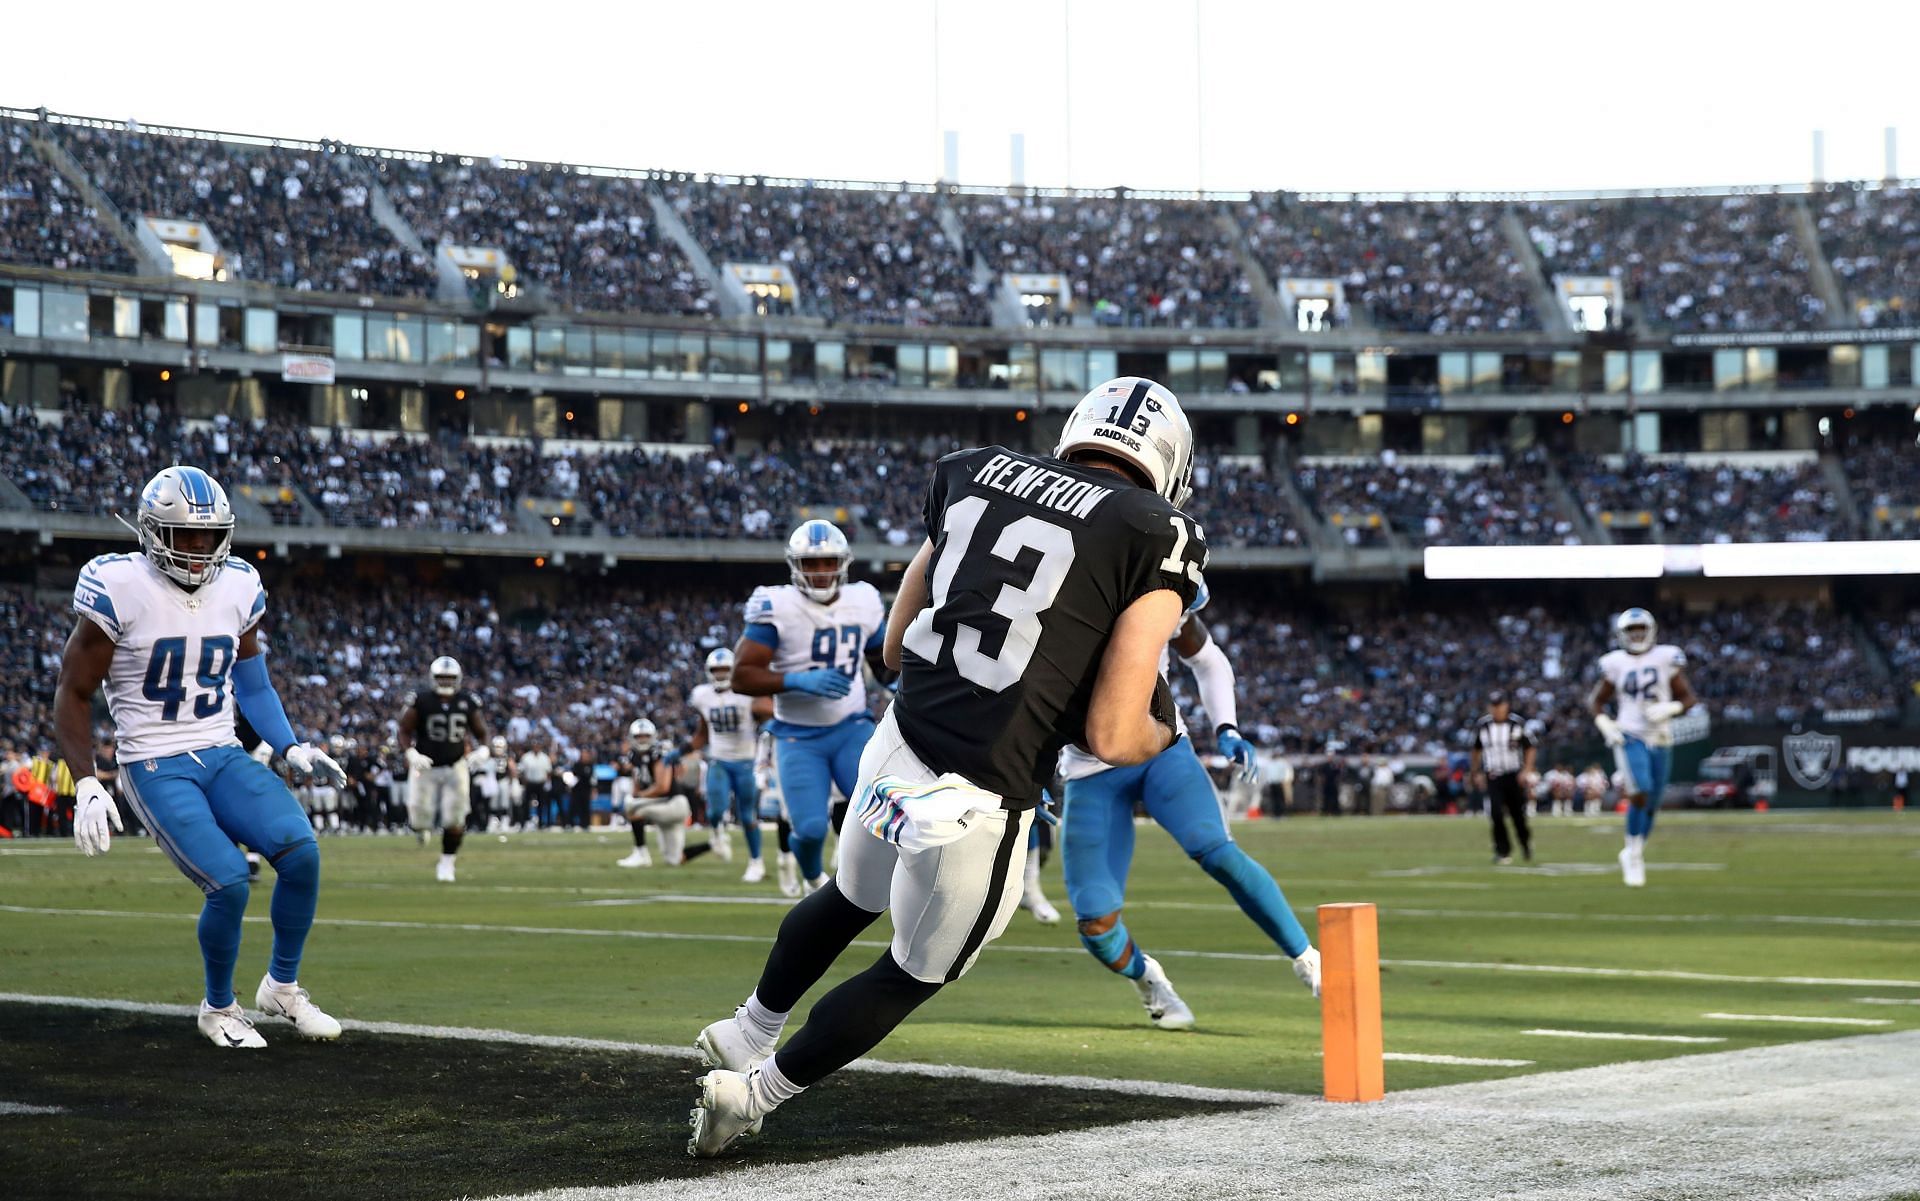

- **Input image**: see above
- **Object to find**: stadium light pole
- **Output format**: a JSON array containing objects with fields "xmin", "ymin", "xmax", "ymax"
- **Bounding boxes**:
[
  {"xmin": 1193, "ymin": 0, "xmax": 1205, "ymax": 194},
  {"xmin": 1063, "ymin": 0, "xmax": 1072, "ymax": 190}
]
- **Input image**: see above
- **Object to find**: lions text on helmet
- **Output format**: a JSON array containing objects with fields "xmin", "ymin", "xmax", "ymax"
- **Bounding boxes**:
[
  {"xmin": 1589, "ymin": 608, "xmax": 1699, "ymax": 889},
  {"xmin": 1054, "ymin": 376, "xmax": 1196, "ymax": 510},
  {"xmin": 134, "ymin": 466, "xmax": 236, "ymax": 588},
  {"xmin": 785, "ymin": 520, "xmax": 852, "ymax": 604}
]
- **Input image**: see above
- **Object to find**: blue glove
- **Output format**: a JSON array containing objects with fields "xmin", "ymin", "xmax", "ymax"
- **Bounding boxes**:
[
  {"xmin": 1216, "ymin": 724, "xmax": 1259, "ymax": 784},
  {"xmin": 785, "ymin": 668, "xmax": 853, "ymax": 699}
]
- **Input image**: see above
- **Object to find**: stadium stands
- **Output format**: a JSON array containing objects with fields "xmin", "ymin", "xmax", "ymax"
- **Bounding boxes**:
[
  {"xmin": 0, "ymin": 121, "xmax": 137, "ymax": 276},
  {"xmin": 1567, "ymin": 454, "xmax": 1843, "ymax": 544},
  {"xmin": 1812, "ymin": 182, "xmax": 1919, "ymax": 329}
]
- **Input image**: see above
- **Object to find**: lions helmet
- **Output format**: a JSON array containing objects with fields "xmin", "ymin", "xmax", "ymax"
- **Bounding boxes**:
[
  {"xmin": 430, "ymin": 656, "xmax": 462, "ymax": 697},
  {"xmin": 1054, "ymin": 376, "xmax": 1195, "ymax": 510},
  {"xmin": 627, "ymin": 718, "xmax": 657, "ymax": 752},
  {"xmin": 705, "ymin": 647, "xmax": 735, "ymax": 688},
  {"xmin": 786, "ymin": 519, "xmax": 851, "ymax": 603},
  {"xmin": 135, "ymin": 466, "xmax": 234, "ymax": 588},
  {"xmin": 1614, "ymin": 608, "xmax": 1658, "ymax": 655}
]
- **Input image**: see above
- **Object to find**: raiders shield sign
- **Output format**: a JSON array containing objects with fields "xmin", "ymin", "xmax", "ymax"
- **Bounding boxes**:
[{"xmin": 1782, "ymin": 731, "xmax": 1841, "ymax": 790}]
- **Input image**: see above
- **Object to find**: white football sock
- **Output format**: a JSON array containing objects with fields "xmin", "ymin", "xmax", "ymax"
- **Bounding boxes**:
[
  {"xmin": 741, "ymin": 991, "xmax": 788, "ymax": 1054},
  {"xmin": 749, "ymin": 1054, "xmax": 807, "ymax": 1113}
]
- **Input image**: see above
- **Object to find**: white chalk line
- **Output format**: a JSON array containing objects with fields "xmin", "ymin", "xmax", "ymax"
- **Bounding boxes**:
[
  {"xmin": 0, "ymin": 991, "xmax": 1303, "ymax": 1104},
  {"xmin": 7, "ymin": 903, "xmax": 1920, "ymax": 990},
  {"xmin": 1701, "ymin": 1012, "xmax": 1895, "ymax": 1027},
  {"xmin": 1853, "ymin": 997, "xmax": 1920, "ymax": 1006},
  {"xmin": 1522, "ymin": 1029, "xmax": 1726, "ymax": 1044},
  {"xmin": 1382, "ymin": 1052, "xmax": 1533, "ymax": 1067},
  {"xmin": 0, "ymin": 1101, "xmax": 67, "ymax": 1115}
]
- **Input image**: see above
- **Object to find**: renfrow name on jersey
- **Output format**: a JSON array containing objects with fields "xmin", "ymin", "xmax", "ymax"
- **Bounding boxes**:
[{"xmin": 971, "ymin": 453, "xmax": 1115, "ymax": 520}]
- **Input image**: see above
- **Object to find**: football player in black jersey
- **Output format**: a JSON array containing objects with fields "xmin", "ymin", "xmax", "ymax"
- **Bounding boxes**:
[
  {"xmin": 616, "ymin": 719, "xmax": 718, "ymax": 867},
  {"xmin": 397, "ymin": 656, "xmax": 488, "ymax": 882},
  {"xmin": 690, "ymin": 377, "xmax": 1205, "ymax": 1155}
]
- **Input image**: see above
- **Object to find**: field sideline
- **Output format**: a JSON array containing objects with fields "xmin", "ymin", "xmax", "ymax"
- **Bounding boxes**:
[{"xmin": 2, "ymin": 811, "xmax": 1916, "ymax": 1198}]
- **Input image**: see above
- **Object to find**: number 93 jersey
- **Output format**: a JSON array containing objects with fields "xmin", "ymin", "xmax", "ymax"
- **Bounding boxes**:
[
  {"xmin": 741, "ymin": 581, "xmax": 886, "ymax": 729},
  {"xmin": 895, "ymin": 445, "xmax": 1206, "ymax": 807},
  {"xmin": 1598, "ymin": 643, "xmax": 1687, "ymax": 742},
  {"xmin": 70, "ymin": 552, "xmax": 265, "ymax": 761}
]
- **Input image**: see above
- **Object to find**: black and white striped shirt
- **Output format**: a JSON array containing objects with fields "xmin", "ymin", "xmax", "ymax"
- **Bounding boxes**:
[{"xmin": 1473, "ymin": 714, "xmax": 1533, "ymax": 777}]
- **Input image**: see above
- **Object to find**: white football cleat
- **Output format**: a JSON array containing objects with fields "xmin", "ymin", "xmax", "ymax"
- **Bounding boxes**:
[
  {"xmin": 711, "ymin": 826, "xmax": 734, "ymax": 862},
  {"xmin": 435, "ymin": 856, "xmax": 456, "ymax": 883},
  {"xmin": 617, "ymin": 848, "xmax": 652, "ymax": 868},
  {"xmin": 696, "ymin": 1011, "xmax": 773, "ymax": 1074},
  {"xmin": 801, "ymin": 874, "xmax": 829, "ymax": 896},
  {"xmin": 198, "ymin": 1000, "xmax": 267, "ymax": 1048},
  {"xmin": 1292, "ymin": 946, "xmax": 1322, "ymax": 999},
  {"xmin": 1132, "ymin": 955, "xmax": 1195, "ymax": 1030},
  {"xmin": 1619, "ymin": 846, "xmax": 1645, "ymax": 887},
  {"xmin": 741, "ymin": 857, "xmax": 766, "ymax": 884},
  {"xmin": 776, "ymin": 853, "xmax": 801, "ymax": 898},
  {"xmin": 255, "ymin": 975, "xmax": 343, "ymax": 1040},
  {"xmin": 688, "ymin": 1069, "xmax": 766, "ymax": 1158},
  {"xmin": 1022, "ymin": 883, "xmax": 1061, "ymax": 925}
]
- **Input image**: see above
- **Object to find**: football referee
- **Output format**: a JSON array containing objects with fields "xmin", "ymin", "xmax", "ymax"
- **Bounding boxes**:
[{"xmin": 1471, "ymin": 689, "xmax": 1535, "ymax": 864}]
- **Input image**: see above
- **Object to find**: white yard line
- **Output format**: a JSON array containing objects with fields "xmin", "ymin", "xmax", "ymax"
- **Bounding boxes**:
[
  {"xmin": 1382, "ymin": 1052, "xmax": 1533, "ymax": 1067},
  {"xmin": 1701, "ymin": 1013, "xmax": 1894, "ymax": 1027},
  {"xmin": 1853, "ymin": 997, "xmax": 1920, "ymax": 1005},
  {"xmin": 0, "ymin": 991, "xmax": 1300, "ymax": 1105},
  {"xmin": 7, "ymin": 903, "xmax": 1920, "ymax": 990},
  {"xmin": 0, "ymin": 1101, "xmax": 67, "ymax": 1115},
  {"xmin": 1522, "ymin": 1029, "xmax": 1727, "ymax": 1044}
]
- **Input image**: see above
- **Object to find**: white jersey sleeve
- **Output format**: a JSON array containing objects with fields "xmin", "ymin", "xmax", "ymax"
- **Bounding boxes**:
[
  {"xmin": 748, "ymin": 582, "xmax": 886, "ymax": 728},
  {"xmin": 1060, "ymin": 581, "xmax": 1211, "ymax": 781},
  {"xmin": 1601, "ymin": 644, "xmax": 1686, "ymax": 742},
  {"xmin": 690, "ymin": 683, "xmax": 760, "ymax": 761},
  {"xmin": 77, "ymin": 554, "xmax": 257, "ymax": 762}
]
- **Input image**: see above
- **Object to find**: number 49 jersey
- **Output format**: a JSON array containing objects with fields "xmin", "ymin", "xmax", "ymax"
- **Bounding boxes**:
[
  {"xmin": 895, "ymin": 445, "xmax": 1206, "ymax": 808},
  {"xmin": 742, "ymin": 582, "xmax": 886, "ymax": 729},
  {"xmin": 71, "ymin": 552, "xmax": 265, "ymax": 762},
  {"xmin": 1598, "ymin": 643, "xmax": 1687, "ymax": 742}
]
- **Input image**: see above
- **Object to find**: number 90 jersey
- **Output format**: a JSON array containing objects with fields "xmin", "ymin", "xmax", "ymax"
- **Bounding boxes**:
[
  {"xmin": 1598, "ymin": 644, "xmax": 1687, "ymax": 743},
  {"xmin": 742, "ymin": 581, "xmax": 886, "ymax": 729},
  {"xmin": 71, "ymin": 552, "xmax": 265, "ymax": 762},
  {"xmin": 895, "ymin": 446, "xmax": 1206, "ymax": 808}
]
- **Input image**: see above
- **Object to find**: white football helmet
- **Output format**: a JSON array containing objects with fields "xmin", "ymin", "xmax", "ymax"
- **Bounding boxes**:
[
  {"xmin": 1614, "ymin": 608, "xmax": 1657, "ymax": 654},
  {"xmin": 627, "ymin": 718, "xmax": 657, "ymax": 752},
  {"xmin": 135, "ymin": 466, "xmax": 234, "ymax": 587},
  {"xmin": 786, "ymin": 519, "xmax": 851, "ymax": 603},
  {"xmin": 490, "ymin": 734, "xmax": 508, "ymax": 757},
  {"xmin": 430, "ymin": 656, "xmax": 462, "ymax": 696},
  {"xmin": 705, "ymin": 647, "xmax": 735, "ymax": 688},
  {"xmin": 1054, "ymin": 376, "xmax": 1195, "ymax": 510}
]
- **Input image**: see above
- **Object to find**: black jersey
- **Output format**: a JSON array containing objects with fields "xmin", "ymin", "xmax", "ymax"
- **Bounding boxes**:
[
  {"xmin": 618, "ymin": 745, "xmax": 665, "ymax": 786},
  {"xmin": 892, "ymin": 445, "xmax": 1206, "ymax": 808},
  {"xmin": 405, "ymin": 688, "xmax": 483, "ymax": 766}
]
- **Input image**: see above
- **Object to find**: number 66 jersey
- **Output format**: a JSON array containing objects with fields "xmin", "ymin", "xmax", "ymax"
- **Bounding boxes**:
[
  {"xmin": 894, "ymin": 445, "xmax": 1206, "ymax": 808},
  {"xmin": 71, "ymin": 552, "xmax": 265, "ymax": 761}
]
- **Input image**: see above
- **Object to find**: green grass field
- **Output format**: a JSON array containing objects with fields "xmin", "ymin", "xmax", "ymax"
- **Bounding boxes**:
[{"xmin": 4, "ymin": 810, "xmax": 1915, "ymax": 1100}]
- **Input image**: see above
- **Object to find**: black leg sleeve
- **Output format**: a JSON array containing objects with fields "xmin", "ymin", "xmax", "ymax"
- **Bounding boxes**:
[
  {"xmin": 754, "ymin": 880, "xmax": 882, "ymax": 1013},
  {"xmin": 774, "ymin": 950, "xmax": 943, "ymax": 1087}
]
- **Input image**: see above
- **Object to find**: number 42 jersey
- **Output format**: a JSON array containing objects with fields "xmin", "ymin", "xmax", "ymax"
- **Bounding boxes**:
[
  {"xmin": 894, "ymin": 446, "xmax": 1206, "ymax": 808},
  {"xmin": 70, "ymin": 552, "xmax": 266, "ymax": 762}
]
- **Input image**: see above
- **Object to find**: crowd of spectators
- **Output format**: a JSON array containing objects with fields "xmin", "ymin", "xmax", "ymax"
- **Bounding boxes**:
[
  {"xmin": 960, "ymin": 193, "xmax": 1259, "ymax": 329},
  {"xmin": 1243, "ymin": 196, "xmax": 1537, "ymax": 333},
  {"xmin": 1295, "ymin": 452, "xmax": 1577, "ymax": 547},
  {"xmin": 1568, "ymin": 454, "xmax": 1843, "ymax": 543},
  {"xmin": 1813, "ymin": 183, "xmax": 1918, "ymax": 329},
  {"xmin": 1525, "ymin": 194, "xmax": 1825, "ymax": 332},
  {"xmin": 663, "ymin": 180, "xmax": 987, "ymax": 326},
  {"xmin": 55, "ymin": 123, "xmax": 436, "ymax": 297},
  {"xmin": 378, "ymin": 159, "xmax": 714, "ymax": 316},
  {"xmin": 0, "ymin": 121, "xmax": 137, "ymax": 276},
  {"xmin": 1843, "ymin": 442, "xmax": 1920, "ymax": 533}
]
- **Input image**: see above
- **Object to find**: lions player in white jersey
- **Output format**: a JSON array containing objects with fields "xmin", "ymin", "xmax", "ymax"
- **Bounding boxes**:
[
  {"xmin": 731, "ymin": 520, "xmax": 893, "ymax": 894},
  {"xmin": 1590, "ymin": 608, "xmax": 1699, "ymax": 887},
  {"xmin": 689, "ymin": 648, "xmax": 775, "ymax": 882},
  {"xmin": 53, "ymin": 467, "xmax": 348, "ymax": 1048}
]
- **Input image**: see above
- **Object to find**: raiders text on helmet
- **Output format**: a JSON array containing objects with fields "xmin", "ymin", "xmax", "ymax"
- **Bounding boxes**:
[
  {"xmin": 1053, "ymin": 376, "xmax": 1196, "ymax": 510},
  {"xmin": 1614, "ymin": 608, "xmax": 1658, "ymax": 654},
  {"xmin": 430, "ymin": 656, "xmax": 463, "ymax": 696},
  {"xmin": 786, "ymin": 519, "xmax": 851, "ymax": 603},
  {"xmin": 627, "ymin": 718, "xmax": 657, "ymax": 751},
  {"xmin": 136, "ymin": 466, "xmax": 235, "ymax": 588}
]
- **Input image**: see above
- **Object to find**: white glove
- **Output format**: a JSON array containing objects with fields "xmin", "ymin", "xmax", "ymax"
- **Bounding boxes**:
[
  {"xmin": 464, "ymin": 747, "xmax": 492, "ymax": 770},
  {"xmin": 73, "ymin": 777, "xmax": 123, "ymax": 857},
  {"xmin": 1645, "ymin": 700, "xmax": 1685, "ymax": 723},
  {"xmin": 406, "ymin": 747, "xmax": 434, "ymax": 775},
  {"xmin": 285, "ymin": 743, "xmax": 348, "ymax": 788},
  {"xmin": 1594, "ymin": 713, "xmax": 1625, "ymax": 748},
  {"xmin": 1292, "ymin": 945, "xmax": 1322, "ymax": 1000}
]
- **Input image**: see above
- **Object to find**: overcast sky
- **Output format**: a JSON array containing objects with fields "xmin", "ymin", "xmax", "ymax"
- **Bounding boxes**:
[{"xmin": 7, "ymin": 0, "xmax": 1916, "ymax": 194}]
